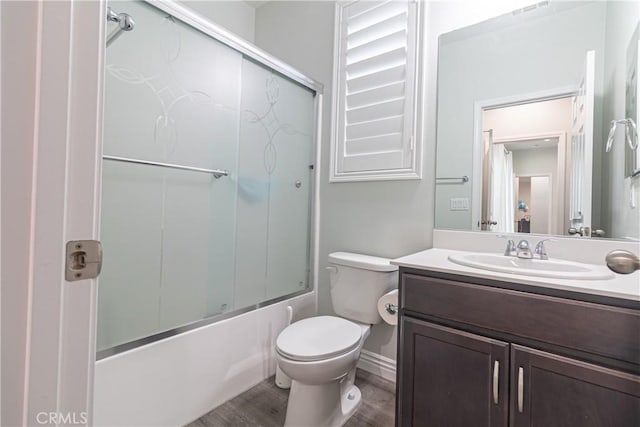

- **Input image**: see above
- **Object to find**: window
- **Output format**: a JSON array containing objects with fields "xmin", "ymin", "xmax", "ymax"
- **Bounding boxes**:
[{"xmin": 331, "ymin": 0, "xmax": 422, "ymax": 182}]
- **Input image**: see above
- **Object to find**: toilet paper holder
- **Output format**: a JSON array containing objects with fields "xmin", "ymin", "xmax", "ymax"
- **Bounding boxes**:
[{"xmin": 384, "ymin": 303, "xmax": 398, "ymax": 315}]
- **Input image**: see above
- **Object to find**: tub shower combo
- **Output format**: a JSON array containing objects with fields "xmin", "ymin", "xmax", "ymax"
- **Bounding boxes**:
[{"xmin": 98, "ymin": 1, "xmax": 320, "ymax": 358}]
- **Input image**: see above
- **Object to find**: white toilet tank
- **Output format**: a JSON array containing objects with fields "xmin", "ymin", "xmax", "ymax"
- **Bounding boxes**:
[{"xmin": 328, "ymin": 252, "xmax": 398, "ymax": 325}]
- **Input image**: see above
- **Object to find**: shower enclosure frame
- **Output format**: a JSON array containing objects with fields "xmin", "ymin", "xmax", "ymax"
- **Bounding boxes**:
[
  {"xmin": 97, "ymin": 0, "xmax": 324, "ymax": 360},
  {"xmin": 151, "ymin": 0, "xmax": 323, "ymax": 93}
]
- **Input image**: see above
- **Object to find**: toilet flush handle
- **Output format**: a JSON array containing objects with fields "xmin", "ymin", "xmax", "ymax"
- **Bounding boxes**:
[
  {"xmin": 325, "ymin": 266, "xmax": 338, "ymax": 274},
  {"xmin": 385, "ymin": 303, "xmax": 398, "ymax": 315}
]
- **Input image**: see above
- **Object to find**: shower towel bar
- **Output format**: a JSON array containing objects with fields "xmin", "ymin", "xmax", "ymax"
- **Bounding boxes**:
[
  {"xmin": 436, "ymin": 175, "xmax": 469, "ymax": 184},
  {"xmin": 103, "ymin": 155, "xmax": 229, "ymax": 178}
]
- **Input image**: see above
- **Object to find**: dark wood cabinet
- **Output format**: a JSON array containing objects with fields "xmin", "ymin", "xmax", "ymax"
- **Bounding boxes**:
[
  {"xmin": 510, "ymin": 345, "xmax": 640, "ymax": 427},
  {"xmin": 399, "ymin": 317, "xmax": 508, "ymax": 427},
  {"xmin": 396, "ymin": 269, "xmax": 640, "ymax": 427}
]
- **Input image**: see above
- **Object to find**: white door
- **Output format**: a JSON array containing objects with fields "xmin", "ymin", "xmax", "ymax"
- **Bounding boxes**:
[
  {"xmin": 569, "ymin": 50, "xmax": 595, "ymax": 232},
  {"xmin": 13, "ymin": 1, "xmax": 106, "ymax": 425}
]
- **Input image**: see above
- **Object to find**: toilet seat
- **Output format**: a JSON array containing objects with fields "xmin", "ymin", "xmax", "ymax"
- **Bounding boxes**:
[{"xmin": 276, "ymin": 316, "xmax": 362, "ymax": 362}]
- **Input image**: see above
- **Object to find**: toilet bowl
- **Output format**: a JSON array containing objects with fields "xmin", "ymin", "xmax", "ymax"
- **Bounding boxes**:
[
  {"xmin": 276, "ymin": 316, "xmax": 370, "ymax": 427},
  {"xmin": 277, "ymin": 316, "xmax": 370, "ymax": 383},
  {"xmin": 275, "ymin": 252, "xmax": 398, "ymax": 427}
]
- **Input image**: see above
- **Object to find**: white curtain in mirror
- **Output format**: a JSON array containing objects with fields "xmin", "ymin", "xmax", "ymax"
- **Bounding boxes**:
[{"xmin": 490, "ymin": 145, "xmax": 515, "ymax": 233}]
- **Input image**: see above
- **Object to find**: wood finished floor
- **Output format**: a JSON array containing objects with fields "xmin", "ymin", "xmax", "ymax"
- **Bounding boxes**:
[{"xmin": 185, "ymin": 369, "xmax": 395, "ymax": 427}]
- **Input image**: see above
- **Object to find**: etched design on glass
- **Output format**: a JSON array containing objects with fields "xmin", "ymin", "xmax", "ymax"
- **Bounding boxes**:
[
  {"xmin": 106, "ymin": 15, "xmax": 222, "ymax": 152},
  {"xmin": 243, "ymin": 76, "xmax": 301, "ymax": 174},
  {"xmin": 243, "ymin": 75, "xmax": 306, "ymax": 275},
  {"xmin": 101, "ymin": 7, "xmax": 243, "ymax": 351}
]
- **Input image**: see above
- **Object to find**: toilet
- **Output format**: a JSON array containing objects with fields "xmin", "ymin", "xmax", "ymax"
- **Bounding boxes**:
[{"xmin": 275, "ymin": 252, "xmax": 398, "ymax": 427}]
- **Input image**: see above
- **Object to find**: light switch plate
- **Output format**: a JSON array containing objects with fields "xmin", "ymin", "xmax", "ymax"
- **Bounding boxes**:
[{"xmin": 450, "ymin": 198, "xmax": 469, "ymax": 211}]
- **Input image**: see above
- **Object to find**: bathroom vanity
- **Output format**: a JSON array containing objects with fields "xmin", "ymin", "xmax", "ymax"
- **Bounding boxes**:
[{"xmin": 393, "ymin": 249, "xmax": 640, "ymax": 427}]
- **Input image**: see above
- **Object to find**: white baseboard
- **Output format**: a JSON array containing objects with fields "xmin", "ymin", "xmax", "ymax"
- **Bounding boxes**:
[{"xmin": 357, "ymin": 349, "xmax": 396, "ymax": 383}]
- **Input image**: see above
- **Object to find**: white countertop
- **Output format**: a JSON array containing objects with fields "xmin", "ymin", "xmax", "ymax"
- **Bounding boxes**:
[{"xmin": 391, "ymin": 248, "xmax": 640, "ymax": 302}]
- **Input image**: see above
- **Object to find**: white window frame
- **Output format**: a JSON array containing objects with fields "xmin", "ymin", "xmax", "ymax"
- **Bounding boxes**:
[{"xmin": 330, "ymin": 0, "xmax": 423, "ymax": 182}]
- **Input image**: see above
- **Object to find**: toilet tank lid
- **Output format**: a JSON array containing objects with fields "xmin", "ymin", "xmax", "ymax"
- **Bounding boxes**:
[{"xmin": 328, "ymin": 252, "xmax": 398, "ymax": 272}]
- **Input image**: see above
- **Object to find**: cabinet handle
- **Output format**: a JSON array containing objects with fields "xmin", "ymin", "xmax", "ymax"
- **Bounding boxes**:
[
  {"xmin": 492, "ymin": 360, "xmax": 499, "ymax": 404},
  {"xmin": 517, "ymin": 367, "xmax": 524, "ymax": 413}
]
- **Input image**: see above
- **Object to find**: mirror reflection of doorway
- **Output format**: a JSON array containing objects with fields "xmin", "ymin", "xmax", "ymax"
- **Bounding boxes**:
[
  {"xmin": 515, "ymin": 175, "xmax": 552, "ymax": 234},
  {"xmin": 481, "ymin": 96, "xmax": 573, "ymax": 235}
]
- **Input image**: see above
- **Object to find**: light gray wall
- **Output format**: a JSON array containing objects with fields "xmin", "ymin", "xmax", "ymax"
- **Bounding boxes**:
[
  {"xmin": 254, "ymin": 1, "xmax": 435, "ymax": 360},
  {"xmin": 179, "ymin": 0, "xmax": 256, "ymax": 42},
  {"xmin": 1, "ymin": 2, "xmax": 39, "ymax": 425},
  {"xmin": 434, "ymin": 2, "xmax": 607, "ymax": 232},
  {"xmin": 601, "ymin": 1, "xmax": 640, "ymax": 240},
  {"xmin": 253, "ymin": 1, "xmax": 531, "ymax": 361}
]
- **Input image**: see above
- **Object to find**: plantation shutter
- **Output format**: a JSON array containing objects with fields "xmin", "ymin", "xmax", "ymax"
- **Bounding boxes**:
[{"xmin": 332, "ymin": 0, "xmax": 420, "ymax": 181}]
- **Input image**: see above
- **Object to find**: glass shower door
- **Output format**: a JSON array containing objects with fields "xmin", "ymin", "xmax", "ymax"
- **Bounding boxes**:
[
  {"xmin": 99, "ymin": 1, "xmax": 241, "ymax": 351},
  {"xmin": 234, "ymin": 59, "xmax": 315, "ymax": 307},
  {"xmin": 98, "ymin": 1, "xmax": 316, "ymax": 355}
]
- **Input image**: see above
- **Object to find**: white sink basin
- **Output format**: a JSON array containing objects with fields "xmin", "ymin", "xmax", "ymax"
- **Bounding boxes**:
[{"xmin": 447, "ymin": 253, "xmax": 615, "ymax": 280}]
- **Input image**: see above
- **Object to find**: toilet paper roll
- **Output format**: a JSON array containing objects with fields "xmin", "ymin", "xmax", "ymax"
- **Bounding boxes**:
[{"xmin": 377, "ymin": 289, "xmax": 399, "ymax": 326}]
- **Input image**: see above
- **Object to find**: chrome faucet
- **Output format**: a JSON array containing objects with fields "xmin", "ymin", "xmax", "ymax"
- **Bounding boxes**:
[
  {"xmin": 500, "ymin": 236, "xmax": 552, "ymax": 260},
  {"xmin": 497, "ymin": 235, "xmax": 516, "ymax": 256},
  {"xmin": 534, "ymin": 239, "xmax": 553, "ymax": 260},
  {"xmin": 516, "ymin": 240, "xmax": 533, "ymax": 259},
  {"xmin": 504, "ymin": 239, "xmax": 516, "ymax": 256}
]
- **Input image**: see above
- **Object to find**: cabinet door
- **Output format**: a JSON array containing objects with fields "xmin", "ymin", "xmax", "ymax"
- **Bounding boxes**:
[
  {"xmin": 510, "ymin": 344, "xmax": 640, "ymax": 427},
  {"xmin": 398, "ymin": 317, "xmax": 509, "ymax": 427}
]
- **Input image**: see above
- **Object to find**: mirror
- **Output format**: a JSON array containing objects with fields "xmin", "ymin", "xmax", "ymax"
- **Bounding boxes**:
[
  {"xmin": 435, "ymin": 1, "xmax": 640, "ymax": 240},
  {"xmin": 625, "ymin": 22, "xmax": 640, "ymax": 177}
]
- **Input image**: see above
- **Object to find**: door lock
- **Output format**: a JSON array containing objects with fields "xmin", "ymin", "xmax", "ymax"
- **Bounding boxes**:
[
  {"xmin": 65, "ymin": 240, "xmax": 102, "ymax": 281},
  {"xmin": 568, "ymin": 227, "xmax": 606, "ymax": 237}
]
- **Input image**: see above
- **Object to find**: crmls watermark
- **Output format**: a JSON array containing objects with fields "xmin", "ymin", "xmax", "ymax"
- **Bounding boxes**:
[{"xmin": 36, "ymin": 412, "xmax": 88, "ymax": 425}]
